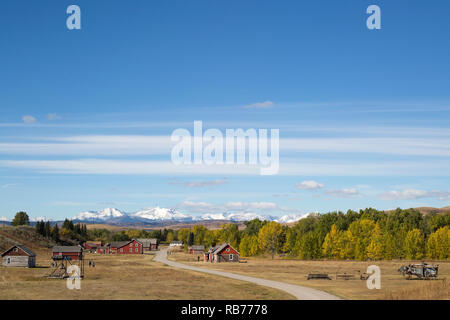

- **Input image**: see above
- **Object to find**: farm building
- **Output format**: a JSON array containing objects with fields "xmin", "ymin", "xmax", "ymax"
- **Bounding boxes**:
[
  {"xmin": 52, "ymin": 246, "xmax": 84, "ymax": 261},
  {"xmin": 189, "ymin": 245, "xmax": 205, "ymax": 254},
  {"xmin": 1, "ymin": 245, "xmax": 36, "ymax": 268},
  {"xmin": 96, "ymin": 245, "xmax": 111, "ymax": 254},
  {"xmin": 110, "ymin": 239, "xmax": 143, "ymax": 254},
  {"xmin": 169, "ymin": 241, "xmax": 183, "ymax": 247},
  {"xmin": 205, "ymin": 243, "xmax": 239, "ymax": 263},
  {"xmin": 82, "ymin": 241, "xmax": 102, "ymax": 253},
  {"xmin": 137, "ymin": 238, "xmax": 158, "ymax": 251}
]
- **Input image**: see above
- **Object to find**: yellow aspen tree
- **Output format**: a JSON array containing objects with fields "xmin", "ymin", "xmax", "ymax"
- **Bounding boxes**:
[
  {"xmin": 322, "ymin": 224, "xmax": 341, "ymax": 259},
  {"xmin": 367, "ymin": 223, "xmax": 384, "ymax": 260},
  {"xmin": 405, "ymin": 228, "xmax": 425, "ymax": 260},
  {"xmin": 258, "ymin": 221, "xmax": 283, "ymax": 259}
]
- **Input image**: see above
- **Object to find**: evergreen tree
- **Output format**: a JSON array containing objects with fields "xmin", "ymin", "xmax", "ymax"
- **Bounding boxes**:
[
  {"xmin": 11, "ymin": 211, "xmax": 30, "ymax": 226},
  {"xmin": 44, "ymin": 221, "xmax": 51, "ymax": 237},
  {"xmin": 188, "ymin": 232, "xmax": 194, "ymax": 246},
  {"xmin": 51, "ymin": 224, "xmax": 60, "ymax": 242}
]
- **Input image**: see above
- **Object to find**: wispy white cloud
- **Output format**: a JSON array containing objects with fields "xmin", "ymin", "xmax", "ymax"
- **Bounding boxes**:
[
  {"xmin": 296, "ymin": 180, "xmax": 324, "ymax": 190},
  {"xmin": 46, "ymin": 113, "xmax": 62, "ymax": 121},
  {"xmin": 22, "ymin": 115, "xmax": 36, "ymax": 124},
  {"xmin": 326, "ymin": 188, "xmax": 359, "ymax": 198},
  {"xmin": 243, "ymin": 101, "xmax": 274, "ymax": 109},
  {"xmin": 0, "ymin": 135, "xmax": 449, "ymax": 157},
  {"xmin": 1, "ymin": 159, "xmax": 450, "ymax": 176},
  {"xmin": 1, "ymin": 183, "xmax": 18, "ymax": 189},
  {"xmin": 379, "ymin": 189, "xmax": 450, "ymax": 201},
  {"xmin": 171, "ymin": 179, "xmax": 228, "ymax": 188}
]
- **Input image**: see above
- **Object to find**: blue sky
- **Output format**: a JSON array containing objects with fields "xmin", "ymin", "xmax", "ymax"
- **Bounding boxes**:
[{"xmin": 1, "ymin": 0, "xmax": 449, "ymax": 220}]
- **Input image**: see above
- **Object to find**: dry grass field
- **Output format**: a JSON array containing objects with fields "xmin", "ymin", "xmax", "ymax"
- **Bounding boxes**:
[
  {"xmin": 0, "ymin": 250, "xmax": 293, "ymax": 300},
  {"xmin": 169, "ymin": 252, "xmax": 450, "ymax": 300}
]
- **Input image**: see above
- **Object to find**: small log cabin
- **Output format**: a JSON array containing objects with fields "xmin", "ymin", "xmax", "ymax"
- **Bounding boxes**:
[
  {"xmin": 52, "ymin": 246, "xmax": 83, "ymax": 261},
  {"xmin": 137, "ymin": 238, "xmax": 158, "ymax": 252},
  {"xmin": 1, "ymin": 245, "xmax": 36, "ymax": 268},
  {"xmin": 189, "ymin": 245, "xmax": 205, "ymax": 254},
  {"xmin": 110, "ymin": 239, "xmax": 143, "ymax": 254},
  {"xmin": 205, "ymin": 243, "xmax": 239, "ymax": 263}
]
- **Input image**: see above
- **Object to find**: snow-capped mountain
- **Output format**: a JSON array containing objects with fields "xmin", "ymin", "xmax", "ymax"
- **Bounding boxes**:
[
  {"xmin": 201, "ymin": 212, "xmax": 274, "ymax": 222},
  {"xmin": 132, "ymin": 207, "xmax": 194, "ymax": 221},
  {"xmin": 74, "ymin": 208, "xmax": 126, "ymax": 221},
  {"xmin": 274, "ymin": 213, "xmax": 310, "ymax": 223},
  {"xmin": 73, "ymin": 207, "xmax": 309, "ymax": 225}
]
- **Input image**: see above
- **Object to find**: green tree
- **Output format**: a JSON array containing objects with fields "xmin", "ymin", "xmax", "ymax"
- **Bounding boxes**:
[
  {"xmin": 188, "ymin": 232, "xmax": 194, "ymax": 246},
  {"xmin": 11, "ymin": 211, "xmax": 30, "ymax": 226},
  {"xmin": 51, "ymin": 224, "xmax": 60, "ymax": 242},
  {"xmin": 44, "ymin": 221, "xmax": 51, "ymax": 237}
]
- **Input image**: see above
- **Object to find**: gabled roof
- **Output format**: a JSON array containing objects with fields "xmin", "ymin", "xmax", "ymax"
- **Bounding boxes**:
[
  {"xmin": 84, "ymin": 241, "xmax": 101, "ymax": 246},
  {"xmin": 1, "ymin": 245, "xmax": 36, "ymax": 257},
  {"xmin": 110, "ymin": 241, "xmax": 132, "ymax": 248},
  {"xmin": 209, "ymin": 243, "xmax": 239, "ymax": 255},
  {"xmin": 52, "ymin": 246, "xmax": 83, "ymax": 253},
  {"xmin": 191, "ymin": 245, "xmax": 205, "ymax": 251},
  {"xmin": 137, "ymin": 238, "xmax": 158, "ymax": 246}
]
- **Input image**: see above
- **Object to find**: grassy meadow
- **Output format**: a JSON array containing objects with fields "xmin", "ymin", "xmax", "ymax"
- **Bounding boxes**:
[
  {"xmin": 0, "ymin": 250, "xmax": 293, "ymax": 300},
  {"xmin": 169, "ymin": 252, "xmax": 449, "ymax": 300}
]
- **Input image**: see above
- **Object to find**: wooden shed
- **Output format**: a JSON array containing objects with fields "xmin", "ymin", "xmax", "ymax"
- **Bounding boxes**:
[
  {"xmin": 189, "ymin": 245, "xmax": 205, "ymax": 254},
  {"xmin": 137, "ymin": 238, "xmax": 158, "ymax": 251},
  {"xmin": 205, "ymin": 243, "xmax": 239, "ymax": 263},
  {"xmin": 1, "ymin": 245, "xmax": 36, "ymax": 268}
]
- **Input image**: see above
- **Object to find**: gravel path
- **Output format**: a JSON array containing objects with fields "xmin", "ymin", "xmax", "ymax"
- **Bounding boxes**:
[{"xmin": 154, "ymin": 248, "xmax": 341, "ymax": 300}]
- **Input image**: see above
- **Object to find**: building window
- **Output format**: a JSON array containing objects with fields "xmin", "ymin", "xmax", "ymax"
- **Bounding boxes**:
[
  {"xmin": 136, "ymin": 248, "xmax": 138, "ymax": 253},
  {"xmin": 226, "ymin": 248, "xmax": 230, "ymax": 252},
  {"xmin": 120, "ymin": 248, "xmax": 123, "ymax": 253},
  {"xmin": 7, "ymin": 257, "xmax": 11, "ymax": 264},
  {"xmin": 229, "ymin": 254, "xmax": 233, "ymax": 260}
]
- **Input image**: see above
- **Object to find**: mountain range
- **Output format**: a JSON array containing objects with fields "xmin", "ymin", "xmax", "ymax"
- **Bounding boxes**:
[{"xmin": 72, "ymin": 207, "xmax": 309, "ymax": 225}]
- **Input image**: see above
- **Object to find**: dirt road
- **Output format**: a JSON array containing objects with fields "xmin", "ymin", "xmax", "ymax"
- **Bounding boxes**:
[{"xmin": 154, "ymin": 248, "xmax": 341, "ymax": 300}]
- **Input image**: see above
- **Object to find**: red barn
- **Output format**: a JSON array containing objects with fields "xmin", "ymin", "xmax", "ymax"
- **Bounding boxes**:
[
  {"xmin": 52, "ymin": 246, "xmax": 83, "ymax": 261},
  {"xmin": 205, "ymin": 243, "xmax": 239, "ymax": 263},
  {"xmin": 96, "ymin": 245, "xmax": 111, "ymax": 254},
  {"xmin": 110, "ymin": 239, "xmax": 143, "ymax": 254}
]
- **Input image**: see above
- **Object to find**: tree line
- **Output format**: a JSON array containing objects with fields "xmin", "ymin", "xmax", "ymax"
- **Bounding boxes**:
[
  {"xmin": 164, "ymin": 208, "xmax": 449, "ymax": 260},
  {"xmin": 9, "ymin": 208, "xmax": 450, "ymax": 260}
]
